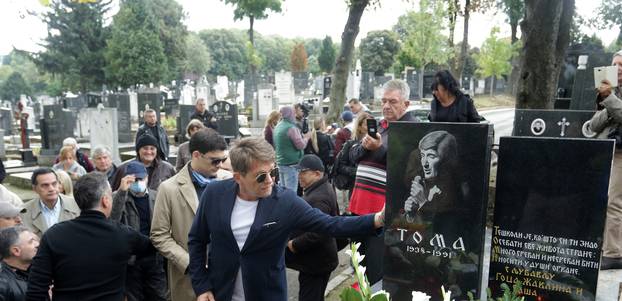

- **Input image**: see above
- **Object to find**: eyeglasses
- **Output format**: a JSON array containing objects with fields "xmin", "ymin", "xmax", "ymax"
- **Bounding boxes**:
[
  {"xmin": 255, "ymin": 167, "xmax": 279, "ymax": 183},
  {"xmin": 203, "ymin": 155, "xmax": 228, "ymax": 166}
]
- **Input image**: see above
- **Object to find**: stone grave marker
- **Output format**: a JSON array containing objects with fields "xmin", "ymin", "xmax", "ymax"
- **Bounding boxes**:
[
  {"xmin": 176, "ymin": 104, "xmax": 195, "ymax": 144},
  {"xmin": 275, "ymin": 71, "xmax": 295, "ymax": 105},
  {"xmin": 488, "ymin": 137, "xmax": 613, "ymax": 300},
  {"xmin": 384, "ymin": 122, "xmax": 493, "ymax": 300},
  {"xmin": 107, "ymin": 93, "xmax": 132, "ymax": 143},
  {"xmin": 137, "ymin": 89, "xmax": 163, "ymax": 123},
  {"xmin": 293, "ymin": 71, "xmax": 309, "ymax": 94},
  {"xmin": 164, "ymin": 98, "xmax": 180, "ymax": 117},
  {"xmin": 88, "ymin": 105, "xmax": 120, "ymax": 162},
  {"xmin": 257, "ymin": 84, "xmax": 276, "ymax": 119},
  {"xmin": 406, "ymin": 67, "xmax": 420, "ymax": 100},
  {"xmin": 0, "ymin": 108, "xmax": 12, "ymax": 136},
  {"xmin": 361, "ymin": 72, "xmax": 375, "ymax": 101},
  {"xmin": 78, "ymin": 108, "xmax": 90, "ymax": 138},
  {"xmin": 86, "ymin": 92, "xmax": 102, "ymax": 108},
  {"xmin": 512, "ymin": 109, "xmax": 597, "ymax": 138},
  {"xmin": 41, "ymin": 105, "xmax": 72, "ymax": 153},
  {"xmin": 211, "ymin": 101, "xmax": 238, "ymax": 139}
]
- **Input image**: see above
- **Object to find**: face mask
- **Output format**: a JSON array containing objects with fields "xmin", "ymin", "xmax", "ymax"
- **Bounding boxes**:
[{"xmin": 129, "ymin": 180, "xmax": 147, "ymax": 194}]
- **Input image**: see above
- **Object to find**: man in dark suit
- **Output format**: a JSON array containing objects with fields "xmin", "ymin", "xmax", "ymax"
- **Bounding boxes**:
[
  {"xmin": 26, "ymin": 173, "xmax": 155, "ymax": 301},
  {"xmin": 286, "ymin": 154, "xmax": 339, "ymax": 301},
  {"xmin": 188, "ymin": 137, "xmax": 384, "ymax": 301}
]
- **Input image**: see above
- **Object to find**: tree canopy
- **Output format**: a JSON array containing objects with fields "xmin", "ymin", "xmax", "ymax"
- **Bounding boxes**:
[
  {"xmin": 359, "ymin": 30, "xmax": 400, "ymax": 75},
  {"xmin": 318, "ymin": 36, "xmax": 336, "ymax": 73},
  {"xmin": 291, "ymin": 43, "xmax": 308, "ymax": 72}
]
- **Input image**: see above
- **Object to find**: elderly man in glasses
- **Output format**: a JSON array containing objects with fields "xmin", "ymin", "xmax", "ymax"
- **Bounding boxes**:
[
  {"xmin": 151, "ymin": 128, "xmax": 231, "ymax": 301},
  {"xmin": 188, "ymin": 137, "xmax": 385, "ymax": 301}
]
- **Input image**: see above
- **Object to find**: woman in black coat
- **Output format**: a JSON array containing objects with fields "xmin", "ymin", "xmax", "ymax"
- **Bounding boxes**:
[{"xmin": 428, "ymin": 70, "xmax": 483, "ymax": 123}]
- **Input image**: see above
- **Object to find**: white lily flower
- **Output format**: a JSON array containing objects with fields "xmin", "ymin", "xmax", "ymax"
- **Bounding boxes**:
[
  {"xmin": 411, "ymin": 291, "xmax": 431, "ymax": 301},
  {"xmin": 354, "ymin": 242, "xmax": 362, "ymax": 250},
  {"xmin": 441, "ymin": 285, "xmax": 452, "ymax": 301},
  {"xmin": 371, "ymin": 290, "xmax": 391, "ymax": 298},
  {"xmin": 358, "ymin": 254, "xmax": 365, "ymax": 263}
]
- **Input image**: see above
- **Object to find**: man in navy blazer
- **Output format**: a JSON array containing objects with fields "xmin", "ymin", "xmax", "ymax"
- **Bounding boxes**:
[{"xmin": 188, "ymin": 137, "xmax": 384, "ymax": 301}]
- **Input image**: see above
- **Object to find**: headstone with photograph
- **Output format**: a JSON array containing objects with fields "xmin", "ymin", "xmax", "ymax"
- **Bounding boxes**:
[
  {"xmin": 211, "ymin": 101, "xmax": 238, "ymax": 139},
  {"xmin": 384, "ymin": 122, "xmax": 493, "ymax": 300},
  {"xmin": 137, "ymin": 88, "xmax": 163, "ymax": 123},
  {"xmin": 107, "ymin": 93, "xmax": 132, "ymax": 143}
]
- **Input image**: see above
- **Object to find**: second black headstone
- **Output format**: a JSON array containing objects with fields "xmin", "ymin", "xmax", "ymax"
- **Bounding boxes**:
[
  {"xmin": 488, "ymin": 137, "xmax": 613, "ymax": 301},
  {"xmin": 211, "ymin": 101, "xmax": 238, "ymax": 139}
]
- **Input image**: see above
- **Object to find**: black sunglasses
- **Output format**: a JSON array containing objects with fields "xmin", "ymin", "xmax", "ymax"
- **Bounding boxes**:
[
  {"xmin": 255, "ymin": 167, "xmax": 279, "ymax": 183},
  {"xmin": 203, "ymin": 155, "xmax": 228, "ymax": 166}
]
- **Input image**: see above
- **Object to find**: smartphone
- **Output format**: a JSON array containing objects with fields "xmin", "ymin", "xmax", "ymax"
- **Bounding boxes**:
[
  {"xmin": 594, "ymin": 66, "xmax": 618, "ymax": 88},
  {"xmin": 367, "ymin": 118, "xmax": 378, "ymax": 139}
]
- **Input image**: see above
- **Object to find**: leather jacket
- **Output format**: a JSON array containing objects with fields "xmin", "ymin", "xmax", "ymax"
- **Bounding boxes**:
[{"xmin": 0, "ymin": 263, "xmax": 31, "ymax": 301}]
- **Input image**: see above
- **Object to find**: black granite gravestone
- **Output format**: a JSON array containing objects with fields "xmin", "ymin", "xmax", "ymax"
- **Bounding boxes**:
[
  {"xmin": 360, "ymin": 72, "xmax": 375, "ymax": 101},
  {"xmin": 293, "ymin": 72, "xmax": 309, "ymax": 94},
  {"xmin": 512, "ymin": 109, "xmax": 597, "ymax": 138},
  {"xmin": 211, "ymin": 101, "xmax": 238, "ymax": 139},
  {"xmin": 108, "ymin": 93, "xmax": 132, "ymax": 143},
  {"xmin": 164, "ymin": 98, "xmax": 180, "ymax": 116},
  {"xmin": 406, "ymin": 68, "xmax": 420, "ymax": 100},
  {"xmin": 41, "ymin": 105, "xmax": 70, "ymax": 152},
  {"xmin": 322, "ymin": 76, "xmax": 332, "ymax": 101},
  {"xmin": 384, "ymin": 122, "xmax": 493, "ymax": 300},
  {"xmin": 176, "ymin": 105, "xmax": 195, "ymax": 144},
  {"xmin": 137, "ymin": 90, "xmax": 163, "ymax": 123},
  {"xmin": 569, "ymin": 53, "xmax": 611, "ymax": 110},
  {"xmin": 488, "ymin": 137, "xmax": 613, "ymax": 301},
  {"xmin": 0, "ymin": 108, "xmax": 12, "ymax": 136}
]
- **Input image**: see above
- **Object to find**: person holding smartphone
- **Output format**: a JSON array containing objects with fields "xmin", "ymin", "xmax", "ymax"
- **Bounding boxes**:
[
  {"xmin": 347, "ymin": 79, "xmax": 420, "ymax": 288},
  {"xmin": 588, "ymin": 50, "xmax": 622, "ymax": 270}
]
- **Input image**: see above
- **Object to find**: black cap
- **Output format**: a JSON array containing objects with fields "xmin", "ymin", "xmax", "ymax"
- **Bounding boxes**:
[
  {"xmin": 294, "ymin": 154, "xmax": 324, "ymax": 173},
  {"xmin": 136, "ymin": 134, "xmax": 158, "ymax": 153}
]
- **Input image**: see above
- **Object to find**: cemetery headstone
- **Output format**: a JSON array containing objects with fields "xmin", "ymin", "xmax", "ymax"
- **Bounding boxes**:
[
  {"xmin": 276, "ymin": 71, "xmax": 295, "ymax": 105},
  {"xmin": 293, "ymin": 71, "xmax": 309, "ymax": 94},
  {"xmin": 488, "ymin": 137, "xmax": 613, "ymax": 300},
  {"xmin": 0, "ymin": 108, "xmax": 12, "ymax": 136},
  {"xmin": 181, "ymin": 82, "xmax": 196, "ymax": 105},
  {"xmin": 176, "ymin": 104, "xmax": 196, "ymax": 144},
  {"xmin": 405, "ymin": 67, "xmax": 420, "ymax": 100},
  {"xmin": 384, "ymin": 122, "xmax": 493, "ymax": 300},
  {"xmin": 196, "ymin": 79, "xmax": 210, "ymax": 105},
  {"xmin": 322, "ymin": 76, "xmax": 332, "ymax": 101},
  {"xmin": 40, "ymin": 104, "xmax": 71, "ymax": 155},
  {"xmin": 211, "ymin": 101, "xmax": 238, "ymax": 139},
  {"xmin": 78, "ymin": 108, "xmax": 90, "ymax": 138},
  {"xmin": 257, "ymin": 84, "xmax": 275, "ymax": 119},
  {"xmin": 164, "ymin": 98, "xmax": 180, "ymax": 117},
  {"xmin": 107, "ymin": 93, "xmax": 132, "ymax": 143},
  {"xmin": 422, "ymin": 72, "xmax": 435, "ymax": 98},
  {"xmin": 89, "ymin": 105, "xmax": 120, "ymax": 162},
  {"xmin": 360, "ymin": 72, "xmax": 375, "ymax": 101},
  {"xmin": 137, "ymin": 89, "xmax": 163, "ymax": 123},
  {"xmin": 216, "ymin": 75, "xmax": 229, "ymax": 101},
  {"xmin": 568, "ymin": 52, "xmax": 610, "ymax": 110},
  {"xmin": 512, "ymin": 109, "xmax": 597, "ymax": 138},
  {"xmin": 86, "ymin": 92, "xmax": 102, "ymax": 108}
]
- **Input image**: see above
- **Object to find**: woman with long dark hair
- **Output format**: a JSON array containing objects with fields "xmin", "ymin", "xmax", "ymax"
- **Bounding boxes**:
[{"xmin": 429, "ymin": 70, "xmax": 482, "ymax": 123}]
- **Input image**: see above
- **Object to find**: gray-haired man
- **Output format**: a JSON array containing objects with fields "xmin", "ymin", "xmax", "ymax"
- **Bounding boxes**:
[{"xmin": 92, "ymin": 146, "xmax": 117, "ymax": 185}]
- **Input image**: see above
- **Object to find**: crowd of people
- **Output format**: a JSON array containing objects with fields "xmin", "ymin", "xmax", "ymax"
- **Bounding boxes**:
[{"xmin": 0, "ymin": 71, "xmax": 492, "ymax": 301}]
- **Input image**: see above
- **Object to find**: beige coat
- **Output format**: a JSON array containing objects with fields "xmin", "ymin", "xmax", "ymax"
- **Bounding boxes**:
[
  {"xmin": 150, "ymin": 163, "xmax": 231, "ymax": 301},
  {"xmin": 20, "ymin": 195, "xmax": 80, "ymax": 237}
]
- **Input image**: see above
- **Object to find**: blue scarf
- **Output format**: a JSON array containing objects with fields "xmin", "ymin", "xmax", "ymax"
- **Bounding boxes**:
[{"xmin": 191, "ymin": 170, "xmax": 216, "ymax": 188}]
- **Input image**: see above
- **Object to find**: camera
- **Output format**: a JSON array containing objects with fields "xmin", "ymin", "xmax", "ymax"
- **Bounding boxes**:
[{"xmin": 297, "ymin": 102, "xmax": 313, "ymax": 134}]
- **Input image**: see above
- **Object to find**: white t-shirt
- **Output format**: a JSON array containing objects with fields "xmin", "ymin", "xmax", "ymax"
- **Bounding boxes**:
[{"xmin": 230, "ymin": 196, "xmax": 258, "ymax": 301}]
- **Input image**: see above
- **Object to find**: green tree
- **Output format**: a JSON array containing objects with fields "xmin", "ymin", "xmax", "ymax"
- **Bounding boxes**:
[
  {"xmin": 498, "ymin": 0, "xmax": 524, "ymax": 96},
  {"xmin": 455, "ymin": 0, "xmax": 495, "ymax": 80},
  {"xmin": 474, "ymin": 27, "xmax": 515, "ymax": 96},
  {"xmin": 105, "ymin": 0, "xmax": 168, "ymax": 87},
  {"xmin": 307, "ymin": 55, "xmax": 321, "ymax": 75},
  {"xmin": 359, "ymin": 30, "xmax": 400, "ymax": 75},
  {"xmin": 290, "ymin": 43, "xmax": 308, "ymax": 72},
  {"xmin": 149, "ymin": 0, "xmax": 188, "ymax": 81},
  {"xmin": 0, "ymin": 72, "xmax": 32, "ymax": 102},
  {"xmin": 255, "ymin": 34, "xmax": 295, "ymax": 74},
  {"xmin": 595, "ymin": 0, "xmax": 622, "ymax": 48},
  {"xmin": 318, "ymin": 36, "xmax": 336, "ymax": 73},
  {"xmin": 34, "ymin": 0, "xmax": 110, "ymax": 92},
  {"xmin": 394, "ymin": 0, "xmax": 451, "ymax": 97},
  {"xmin": 0, "ymin": 51, "xmax": 52, "ymax": 94},
  {"xmin": 198, "ymin": 29, "xmax": 249, "ymax": 81},
  {"xmin": 222, "ymin": 0, "xmax": 282, "ymax": 108},
  {"xmin": 304, "ymin": 38, "xmax": 323, "ymax": 58},
  {"xmin": 328, "ymin": 0, "xmax": 376, "ymax": 122},
  {"xmin": 181, "ymin": 33, "xmax": 211, "ymax": 80}
]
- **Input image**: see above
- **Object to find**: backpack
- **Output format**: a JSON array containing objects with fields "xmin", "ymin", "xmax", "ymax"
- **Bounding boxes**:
[{"xmin": 330, "ymin": 140, "xmax": 357, "ymax": 190}]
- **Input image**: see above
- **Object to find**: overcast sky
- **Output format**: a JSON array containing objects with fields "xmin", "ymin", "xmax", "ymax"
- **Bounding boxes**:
[{"xmin": 0, "ymin": 0, "xmax": 618, "ymax": 55}]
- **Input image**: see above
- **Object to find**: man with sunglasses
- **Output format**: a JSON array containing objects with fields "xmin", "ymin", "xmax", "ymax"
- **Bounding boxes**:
[
  {"xmin": 188, "ymin": 137, "xmax": 384, "ymax": 301},
  {"xmin": 151, "ymin": 128, "xmax": 231, "ymax": 301}
]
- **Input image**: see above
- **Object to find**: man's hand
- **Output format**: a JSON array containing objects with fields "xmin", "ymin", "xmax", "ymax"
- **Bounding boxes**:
[
  {"xmin": 599, "ymin": 79, "xmax": 613, "ymax": 98},
  {"xmin": 287, "ymin": 240, "xmax": 295, "ymax": 253},
  {"xmin": 362, "ymin": 133, "xmax": 382, "ymax": 151},
  {"xmin": 374, "ymin": 205, "xmax": 385, "ymax": 228},
  {"xmin": 119, "ymin": 175, "xmax": 136, "ymax": 192},
  {"xmin": 197, "ymin": 291, "xmax": 216, "ymax": 301}
]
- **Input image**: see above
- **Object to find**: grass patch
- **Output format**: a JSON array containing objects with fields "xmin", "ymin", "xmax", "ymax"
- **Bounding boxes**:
[{"xmin": 472, "ymin": 93, "xmax": 515, "ymax": 109}]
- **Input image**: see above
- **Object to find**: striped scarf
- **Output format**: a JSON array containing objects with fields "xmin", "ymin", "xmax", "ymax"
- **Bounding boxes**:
[{"xmin": 347, "ymin": 160, "xmax": 386, "ymax": 215}]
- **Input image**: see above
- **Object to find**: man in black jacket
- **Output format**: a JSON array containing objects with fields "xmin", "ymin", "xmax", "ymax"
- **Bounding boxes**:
[
  {"xmin": 0, "ymin": 226, "xmax": 39, "ymax": 301},
  {"xmin": 286, "ymin": 154, "xmax": 339, "ymax": 301},
  {"xmin": 136, "ymin": 109, "xmax": 169, "ymax": 161},
  {"xmin": 190, "ymin": 98, "xmax": 218, "ymax": 131},
  {"xmin": 26, "ymin": 173, "xmax": 155, "ymax": 301}
]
